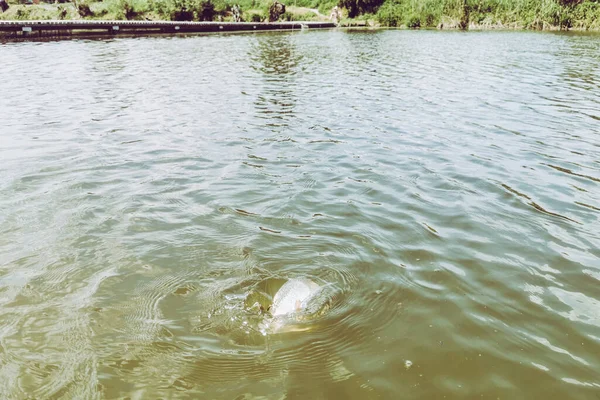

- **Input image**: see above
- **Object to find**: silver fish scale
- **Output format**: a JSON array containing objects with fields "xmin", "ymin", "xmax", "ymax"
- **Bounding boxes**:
[{"xmin": 270, "ymin": 279, "xmax": 321, "ymax": 317}]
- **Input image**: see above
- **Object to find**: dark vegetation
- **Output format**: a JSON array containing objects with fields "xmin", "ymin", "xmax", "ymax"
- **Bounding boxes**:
[{"xmin": 1, "ymin": 0, "xmax": 599, "ymax": 30}]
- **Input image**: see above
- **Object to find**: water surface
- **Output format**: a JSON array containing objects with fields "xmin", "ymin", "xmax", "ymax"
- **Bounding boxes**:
[{"xmin": 1, "ymin": 29, "xmax": 600, "ymax": 399}]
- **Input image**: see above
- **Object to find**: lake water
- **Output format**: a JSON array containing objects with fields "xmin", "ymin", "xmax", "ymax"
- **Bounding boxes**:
[{"xmin": 1, "ymin": 29, "xmax": 599, "ymax": 399}]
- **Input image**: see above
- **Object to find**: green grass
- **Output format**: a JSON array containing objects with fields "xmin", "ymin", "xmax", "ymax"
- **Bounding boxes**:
[
  {"xmin": 373, "ymin": 0, "xmax": 463, "ymax": 28},
  {"xmin": 374, "ymin": 0, "xmax": 600, "ymax": 30},
  {"xmin": 1, "ymin": 0, "xmax": 598, "ymax": 30}
]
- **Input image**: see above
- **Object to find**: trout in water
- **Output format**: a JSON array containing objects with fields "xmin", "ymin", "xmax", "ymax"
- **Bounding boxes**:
[
  {"xmin": 270, "ymin": 278, "xmax": 321, "ymax": 316},
  {"xmin": 260, "ymin": 278, "xmax": 332, "ymax": 334}
]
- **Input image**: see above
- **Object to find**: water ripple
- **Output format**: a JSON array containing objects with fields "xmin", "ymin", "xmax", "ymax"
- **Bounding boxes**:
[{"xmin": 0, "ymin": 30, "xmax": 599, "ymax": 399}]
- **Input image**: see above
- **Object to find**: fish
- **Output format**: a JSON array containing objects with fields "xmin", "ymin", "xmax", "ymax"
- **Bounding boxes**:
[
  {"xmin": 260, "ymin": 278, "xmax": 333, "ymax": 334},
  {"xmin": 270, "ymin": 278, "xmax": 321, "ymax": 317}
]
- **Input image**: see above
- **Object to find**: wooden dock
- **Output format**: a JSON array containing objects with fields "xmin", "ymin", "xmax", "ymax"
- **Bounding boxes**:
[{"xmin": 0, "ymin": 20, "xmax": 336, "ymax": 40}]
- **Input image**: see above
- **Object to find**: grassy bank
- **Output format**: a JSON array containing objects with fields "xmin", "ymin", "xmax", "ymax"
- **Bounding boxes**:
[
  {"xmin": 373, "ymin": 0, "xmax": 600, "ymax": 30},
  {"xmin": 1, "ymin": 0, "xmax": 599, "ymax": 31},
  {"xmin": 0, "ymin": 0, "xmax": 332, "ymax": 22}
]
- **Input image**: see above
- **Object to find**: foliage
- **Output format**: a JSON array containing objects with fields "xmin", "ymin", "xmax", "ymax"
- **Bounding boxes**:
[
  {"xmin": 199, "ymin": 0, "xmax": 216, "ymax": 20},
  {"xmin": 245, "ymin": 10, "xmax": 264, "ymax": 21},
  {"xmin": 406, "ymin": 13, "xmax": 420, "ymax": 27},
  {"xmin": 15, "ymin": 6, "xmax": 29, "ymax": 18},
  {"xmin": 0, "ymin": 3, "xmax": 82, "ymax": 19},
  {"xmin": 150, "ymin": 0, "xmax": 226, "ymax": 20},
  {"xmin": 268, "ymin": 0, "xmax": 285, "ymax": 20},
  {"xmin": 570, "ymin": 0, "xmax": 600, "ymax": 28},
  {"xmin": 373, "ymin": 0, "xmax": 600, "ymax": 29},
  {"xmin": 374, "ymin": 1, "xmax": 401, "ymax": 25},
  {"xmin": 57, "ymin": 4, "xmax": 67, "ymax": 18},
  {"xmin": 375, "ymin": 0, "xmax": 446, "ymax": 27},
  {"xmin": 339, "ymin": 0, "xmax": 383, "ymax": 17},
  {"xmin": 104, "ymin": 0, "xmax": 149, "ymax": 19},
  {"xmin": 76, "ymin": 0, "xmax": 94, "ymax": 17},
  {"xmin": 0, "ymin": 0, "xmax": 598, "ymax": 29}
]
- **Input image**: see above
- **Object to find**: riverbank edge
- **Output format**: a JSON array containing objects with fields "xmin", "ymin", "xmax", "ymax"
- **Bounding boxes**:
[
  {"xmin": 2, "ymin": 19, "xmax": 598, "ymax": 34},
  {"xmin": 0, "ymin": 20, "xmax": 335, "ymax": 40},
  {"xmin": 340, "ymin": 19, "xmax": 600, "ymax": 32},
  {"xmin": 2, "ymin": 2, "xmax": 599, "ymax": 32}
]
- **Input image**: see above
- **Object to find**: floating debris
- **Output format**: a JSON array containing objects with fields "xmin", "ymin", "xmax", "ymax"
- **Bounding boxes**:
[{"xmin": 259, "ymin": 226, "xmax": 281, "ymax": 233}]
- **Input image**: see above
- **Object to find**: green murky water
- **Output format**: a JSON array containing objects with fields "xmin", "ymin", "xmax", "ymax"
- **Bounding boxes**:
[{"xmin": 1, "ymin": 30, "xmax": 599, "ymax": 399}]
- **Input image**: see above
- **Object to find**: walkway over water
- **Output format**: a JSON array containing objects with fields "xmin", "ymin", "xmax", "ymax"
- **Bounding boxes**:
[{"xmin": 0, "ymin": 20, "xmax": 336, "ymax": 40}]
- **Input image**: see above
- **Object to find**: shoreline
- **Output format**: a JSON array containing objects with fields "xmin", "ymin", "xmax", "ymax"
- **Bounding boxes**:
[
  {"xmin": 1, "ymin": 18, "xmax": 598, "ymax": 42},
  {"xmin": 340, "ymin": 20, "xmax": 600, "ymax": 33},
  {"xmin": 0, "ymin": 19, "xmax": 335, "ymax": 40}
]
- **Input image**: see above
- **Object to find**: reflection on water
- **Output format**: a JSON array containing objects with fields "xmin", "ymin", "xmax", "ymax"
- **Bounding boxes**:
[
  {"xmin": 251, "ymin": 35, "xmax": 302, "ymax": 130},
  {"xmin": 0, "ymin": 30, "xmax": 600, "ymax": 399}
]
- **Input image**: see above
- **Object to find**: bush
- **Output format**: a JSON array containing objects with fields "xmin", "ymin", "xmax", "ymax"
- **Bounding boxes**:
[
  {"xmin": 468, "ymin": 0, "xmax": 494, "ymax": 14},
  {"xmin": 150, "ymin": 0, "xmax": 171, "ymax": 18},
  {"xmin": 339, "ymin": 0, "xmax": 384, "ymax": 18},
  {"xmin": 539, "ymin": 0, "xmax": 562, "ymax": 26},
  {"xmin": 57, "ymin": 4, "xmax": 67, "ymax": 18},
  {"xmin": 172, "ymin": 9, "xmax": 194, "ymax": 19},
  {"xmin": 249, "ymin": 11, "xmax": 263, "ymax": 21},
  {"xmin": 268, "ymin": 0, "xmax": 284, "ymax": 21},
  {"xmin": 369, "ymin": 0, "xmax": 600, "ymax": 30},
  {"xmin": 406, "ymin": 13, "xmax": 420, "ymax": 27},
  {"xmin": 199, "ymin": 0, "xmax": 215, "ymax": 20},
  {"xmin": 423, "ymin": 12, "xmax": 437, "ymax": 26},
  {"xmin": 106, "ymin": 0, "xmax": 149, "ymax": 19},
  {"xmin": 317, "ymin": 0, "xmax": 337, "ymax": 14},
  {"xmin": 123, "ymin": 2, "xmax": 137, "ymax": 18},
  {"xmin": 155, "ymin": 0, "xmax": 216, "ymax": 21},
  {"xmin": 375, "ymin": 1, "xmax": 401, "ymax": 26},
  {"xmin": 15, "ymin": 6, "xmax": 30, "ymax": 19},
  {"xmin": 77, "ymin": 1, "xmax": 94, "ymax": 17},
  {"xmin": 570, "ymin": 1, "xmax": 600, "ymax": 28}
]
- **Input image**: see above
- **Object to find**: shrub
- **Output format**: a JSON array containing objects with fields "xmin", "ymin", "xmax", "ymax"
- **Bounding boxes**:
[
  {"xmin": 339, "ymin": 0, "xmax": 384, "ymax": 18},
  {"xmin": 423, "ymin": 12, "xmax": 437, "ymax": 27},
  {"xmin": 199, "ymin": 0, "xmax": 215, "ymax": 20},
  {"xmin": 150, "ymin": 0, "xmax": 171, "ymax": 18},
  {"xmin": 15, "ymin": 6, "xmax": 31, "ymax": 19},
  {"xmin": 57, "ymin": 4, "xmax": 67, "ymax": 18},
  {"xmin": 249, "ymin": 11, "xmax": 263, "ymax": 21},
  {"xmin": 369, "ymin": 0, "xmax": 600, "ymax": 30},
  {"xmin": 375, "ymin": 1, "xmax": 401, "ymax": 26},
  {"xmin": 268, "ymin": 0, "xmax": 285, "ymax": 21},
  {"xmin": 75, "ymin": 0, "xmax": 94, "ymax": 17},
  {"xmin": 406, "ymin": 13, "xmax": 420, "ymax": 27},
  {"xmin": 106, "ymin": 0, "xmax": 149, "ymax": 19},
  {"xmin": 539, "ymin": 0, "xmax": 562, "ymax": 26},
  {"xmin": 164, "ymin": 0, "xmax": 199, "ymax": 21},
  {"xmin": 570, "ymin": 1, "xmax": 600, "ymax": 29},
  {"xmin": 172, "ymin": 9, "xmax": 193, "ymax": 18}
]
